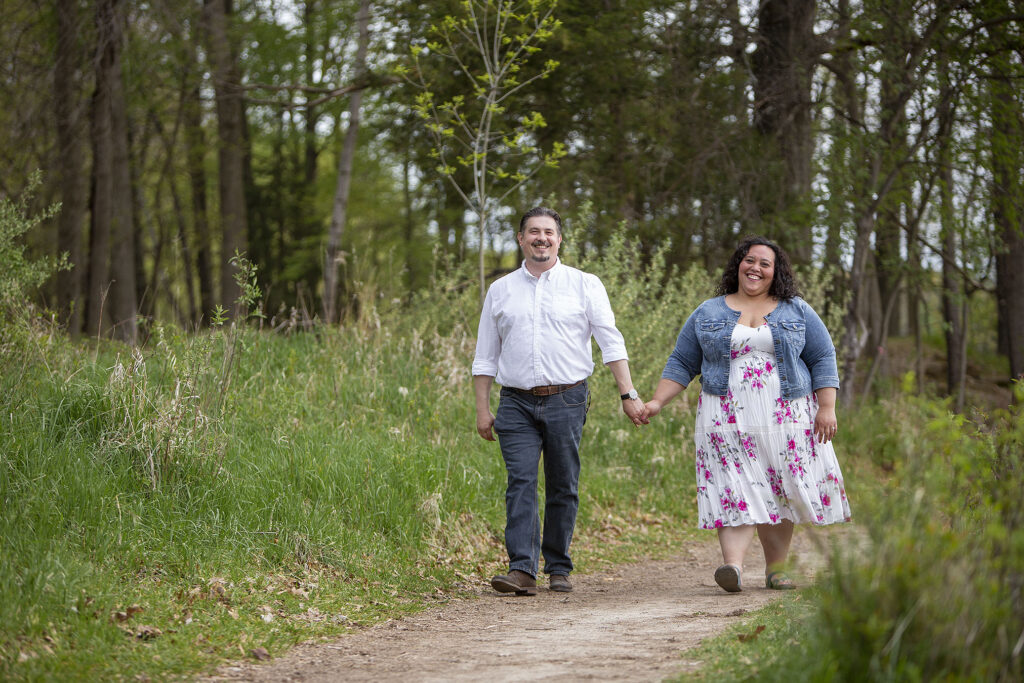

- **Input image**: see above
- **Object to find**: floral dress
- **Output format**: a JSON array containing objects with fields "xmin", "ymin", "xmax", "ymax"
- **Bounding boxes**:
[{"xmin": 694, "ymin": 323, "xmax": 851, "ymax": 529}]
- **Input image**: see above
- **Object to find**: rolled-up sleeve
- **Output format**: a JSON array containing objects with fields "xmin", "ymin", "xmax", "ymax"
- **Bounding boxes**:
[
  {"xmin": 585, "ymin": 275, "xmax": 628, "ymax": 363},
  {"xmin": 661, "ymin": 311, "xmax": 702, "ymax": 388},
  {"xmin": 472, "ymin": 287, "xmax": 500, "ymax": 377},
  {"xmin": 800, "ymin": 301, "xmax": 840, "ymax": 391}
]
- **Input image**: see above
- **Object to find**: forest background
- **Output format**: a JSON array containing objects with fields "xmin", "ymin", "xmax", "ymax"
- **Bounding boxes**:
[{"xmin": 1, "ymin": 0, "xmax": 1023, "ymax": 680}]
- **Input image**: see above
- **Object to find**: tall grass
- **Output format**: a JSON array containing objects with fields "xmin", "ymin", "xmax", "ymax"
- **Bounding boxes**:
[
  {"xmin": 0, "ymin": 213, "xmax": 713, "ymax": 679},
  {"xmin": 691, "ymin": 384, "xmax": 1024, "ymax": 682}
]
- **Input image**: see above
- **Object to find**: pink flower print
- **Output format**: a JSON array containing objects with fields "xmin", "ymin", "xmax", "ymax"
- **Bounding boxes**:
[
  {"xmin": 787, "ymin": 438, "xmax": 796, "ymax": 452},
  {"xmin": 769, "ymin": 513, "xmax": 780, "ymax": 523},
  {"xmin": 765, "ymin": 360, "xmax": 773, "ymax": 374},
  {"xmin": 742, "ymin": 435, "xmax": 757, "ymax": 459},
  {"xmin": 714, "ymin": 519, "xmax": 724, "ymax": 529},
  {"xmin": 821, "ymin": 493, "xmax": 831, "ymax": 507},
  {"xmin": 727, "ymin": 415, "xmax": 736, "ymax": 424},
  {"xmin": 731, "ymin": 349, "xmax": 740, "ymax": 359},
  {"xmin": 737, "ymin": 500, "xmax": 748, "ymax": 512}
]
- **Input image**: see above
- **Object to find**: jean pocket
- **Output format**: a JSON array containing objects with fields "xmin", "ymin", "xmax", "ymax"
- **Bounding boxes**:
[
  {"xmin": 779, "ymin": 321, "xmax": 805, "ymax": 346},
  {"xmin": 558, "ymin": 383, "xmax": 589, "ymax": 408}
]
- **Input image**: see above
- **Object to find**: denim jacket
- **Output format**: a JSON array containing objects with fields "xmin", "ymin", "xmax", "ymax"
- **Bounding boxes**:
[{"xmin": 661, "ymin": 296, "xmax": 840, "ymax": 400}]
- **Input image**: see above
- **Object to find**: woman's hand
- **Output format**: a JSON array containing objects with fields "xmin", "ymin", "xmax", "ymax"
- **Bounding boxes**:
[
  {"xmin": 813, "ymin": 406, "xmax": 837, "ymax": 444},
  {"xmin": 644, "ymin": 399, "xmax": 663, "ymax": 418}
]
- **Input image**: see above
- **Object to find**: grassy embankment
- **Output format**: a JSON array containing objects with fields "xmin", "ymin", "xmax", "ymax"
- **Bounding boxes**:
[
  {"xmin": 688, "ymin": 373, "xmax": 1023, "ymax": 681},
  {"xmin": 2, "ymin": 231, "xmax": 723, "ymax": 679},
  {"xmin": 4, "ymin": 182, "xmax": 1019, "ymax": 679}
]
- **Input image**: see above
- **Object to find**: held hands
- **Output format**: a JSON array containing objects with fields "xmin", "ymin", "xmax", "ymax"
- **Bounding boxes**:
[
  {"xmin": 623, "ymin": 396, "xmax": 650, "ymax": 426},
  {"xmin": 644, "ymin": 399, "xmax": 663, "ymax": 418}
]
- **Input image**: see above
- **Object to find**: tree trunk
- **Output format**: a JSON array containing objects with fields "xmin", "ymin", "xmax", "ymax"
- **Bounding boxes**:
[
  {"xmin": 752, "ymin": 0, "xmax": 816, "ymax": 262},
  {"xmin": 938, "ymin": 54, "xmax": 965, "ymax": 405},
  {"xmin": 203, "ymin": 0, "xmax": 249, "ymax": 311},
  {"xmin": 323, "ymin": 0, "xmax": 371, "ymax": 325},
  {"xmin": 990, "ymin": 64, "xmax": 1024, "ymax": 383},
  {"xmin": 183, "ymin": 35, "xmax": 215, "ymax": 326},
  {"xmin": 54, "ymin": 0, "xmax": 88, "ymax": 335},
  {"xmin": 87, "ymin": 0, "xmax": 119, "ymax": 339},
  {"xmin": 104, "ymin": 0, "xmax": 137, "ymax": 344}
]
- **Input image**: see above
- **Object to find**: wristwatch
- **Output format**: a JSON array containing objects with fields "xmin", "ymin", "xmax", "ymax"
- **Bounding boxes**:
[{"xmin": 620, "ymin": 389, "xmax": 639, "ymax": 401}]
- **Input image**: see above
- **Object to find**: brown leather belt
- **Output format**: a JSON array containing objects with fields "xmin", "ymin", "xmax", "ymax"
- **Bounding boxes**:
[{"xmin": 510, "ymin": 380, "xmax": 585, "ymax": 397}]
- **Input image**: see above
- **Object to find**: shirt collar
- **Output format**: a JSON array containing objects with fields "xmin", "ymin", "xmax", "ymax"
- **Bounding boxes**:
[{"xmin": 520, "ymin": 257, "xmax": 562, "ymax": 281}]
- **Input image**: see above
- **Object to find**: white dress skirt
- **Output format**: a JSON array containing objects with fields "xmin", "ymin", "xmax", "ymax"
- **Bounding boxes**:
[{"xmin": 693, "ymin": 323, "xmax": 852, "ymax": 529}]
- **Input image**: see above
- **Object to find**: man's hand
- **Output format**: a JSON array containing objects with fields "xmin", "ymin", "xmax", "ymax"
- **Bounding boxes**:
[
  {"xmin": 473, "ymin": 375, "xmax": 496, "ymax": 441},
  {"xmin": 623, "ymin": 397, "xmax": 649, "ymax": 426},
  {"xmin": 477, "ymin": 411, "xmax": 496, "ymax": 441}
]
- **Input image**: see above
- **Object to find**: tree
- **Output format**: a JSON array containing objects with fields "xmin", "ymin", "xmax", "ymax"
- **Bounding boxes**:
[
  {"xmin": 406, "ymin": 0, "xmax": 565, "ymax": 301},
  {"xmin": 323, "ymin": 0, "xmax": 371, "ymax": 325},
  {"xmin": 203, "ymin": 0, "xmax": 250, "ymax": 311},
  {"xmin": 751, "ymin": 0, "xmax": 818, "ymax": 263},
  {"xmin": 986, "ymin": 3, "xmax": 1024, "ymax": 384},
  {"xmin": 88, "ymin": 0, "xmax": 137, "ymax": 343},
  {"xmin": 53, "ymin": 0, "xmax": 88, "ymax": 334}
]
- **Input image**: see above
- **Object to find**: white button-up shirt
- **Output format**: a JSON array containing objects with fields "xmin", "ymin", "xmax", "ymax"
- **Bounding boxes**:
[{"xmin": 472, "ymin": 259, "xmax": 629, "ymax": 389}]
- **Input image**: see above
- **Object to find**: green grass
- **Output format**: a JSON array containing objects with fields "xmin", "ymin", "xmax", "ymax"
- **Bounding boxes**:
[
  {"xmin": 2, "ymin": 224, "xmax": 1022, "ymax": 680},
  {"xmin": 682, "ymin": 388, "xmax": 1024, "ymax": 683},
  {"xmin": 0, "ymin": 288, "xmax": 706, "ymax": 679}
]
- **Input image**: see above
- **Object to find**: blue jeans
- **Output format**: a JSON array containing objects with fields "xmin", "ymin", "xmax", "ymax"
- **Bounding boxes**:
[{"xmin": 493, "ymin": 381, "xmax": 589, "ymax": 577}]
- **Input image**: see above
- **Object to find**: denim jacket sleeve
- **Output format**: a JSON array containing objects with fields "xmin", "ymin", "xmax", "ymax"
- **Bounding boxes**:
[
  {"xmin": 661, "ymin": 307, "xmax": 703, "ymax": 388},
  {"xmin": 799, "ymin": 299, "xmax": 840, "ymax": 392}
]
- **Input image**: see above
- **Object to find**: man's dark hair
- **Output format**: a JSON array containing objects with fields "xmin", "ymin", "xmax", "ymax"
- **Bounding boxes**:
[
  {"xmin": 715, "ymin": 236, "xmax": 802, "ymax": 300},
  {"xmin": 519, "ymin": 207, "xmax": 562, "ymax": 234}
]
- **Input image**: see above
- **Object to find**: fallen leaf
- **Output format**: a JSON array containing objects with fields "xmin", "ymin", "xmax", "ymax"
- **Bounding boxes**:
[
  {"xmin": 111, "ymin": 611, "xmax": 129, "ymax": 623},
  {"xmin": 127, "ymin": 605, "xmax": 144, "ymax": 617},
  {"xmin": 737, "ymin": 624, "xmax": 766, "ymax": 643},
  {"xmin": 251, "ymin": 647, "xmax": 271, "ymax": 661},
  {"xmin": 134, "ymin": 625, "xmax": 163, "ymax": 640}
]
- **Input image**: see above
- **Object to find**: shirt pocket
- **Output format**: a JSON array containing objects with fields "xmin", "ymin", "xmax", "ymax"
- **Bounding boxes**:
[
  {"xmin": 778, "ymin": 321, "xmax": 806, "ymax": 349},
  {"xmin": 546, "ymin": 293, "xmax": 586, "ymax": 324},
  {"xmin": 696, "ymin": 321, "xmax": 726, "ymax": 346}
]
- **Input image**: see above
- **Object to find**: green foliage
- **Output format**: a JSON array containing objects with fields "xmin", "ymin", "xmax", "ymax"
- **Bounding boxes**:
[
  {"xmin": 0, "ymin": 236, "xmax": 707, "ymax": 678},
  {"xmin": 690, "ymin": 387, "xmax": 1024, "ymax": 683},
  {"xmin": 0, "ymin": 171, "xmax": 64, "ymax": 310}
]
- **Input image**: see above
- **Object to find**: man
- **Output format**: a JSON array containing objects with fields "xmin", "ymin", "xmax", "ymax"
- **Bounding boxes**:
[{"xmin": 472, "ymin": 207, "xmax": 648, "ymax": 596}]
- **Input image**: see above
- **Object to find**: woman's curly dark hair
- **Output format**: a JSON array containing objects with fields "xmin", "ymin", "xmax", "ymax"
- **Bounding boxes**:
[{"xmin": 715, "ymin": 236, "xmax": 801, "ymax": 300}]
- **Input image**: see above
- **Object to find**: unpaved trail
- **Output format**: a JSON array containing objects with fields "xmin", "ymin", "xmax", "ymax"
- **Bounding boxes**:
[{"xmin": 209, "ymin": 530, "xmax": 834, "ymax": 682}]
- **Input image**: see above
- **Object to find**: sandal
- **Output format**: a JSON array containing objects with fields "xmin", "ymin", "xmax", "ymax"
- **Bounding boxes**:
[
  {"xmin": 714, "ymin": 564, "xmax": 743, "ymax": 593},
  {"xmin": 765, "ymin": 571, "xmax": 796, "ymax": 590}
]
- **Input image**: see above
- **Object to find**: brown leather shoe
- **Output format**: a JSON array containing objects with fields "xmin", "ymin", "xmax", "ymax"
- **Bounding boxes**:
[
  {"xmin": 548, "ymin": 574, "xmax": 572, "ymax": 592},
  {"xmin": 491, "ymin": 570, "xmax": 538, "ymax": 596}
]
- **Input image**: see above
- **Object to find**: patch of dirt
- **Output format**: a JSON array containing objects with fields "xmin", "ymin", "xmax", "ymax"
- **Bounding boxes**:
[{"xmin": 207, "ymin": 529, "xmax": 838, "ymax": 682}]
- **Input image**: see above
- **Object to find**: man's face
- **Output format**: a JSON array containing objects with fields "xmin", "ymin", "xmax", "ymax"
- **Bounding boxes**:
[{"xmin": 517, "ymin": 215, "xmax": 562, "ymax": 264}]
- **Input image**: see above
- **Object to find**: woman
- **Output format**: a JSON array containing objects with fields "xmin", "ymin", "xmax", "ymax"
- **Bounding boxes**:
[{"xmin": 646, "ymin": 237, "xmax": 850, "ymax": 592}]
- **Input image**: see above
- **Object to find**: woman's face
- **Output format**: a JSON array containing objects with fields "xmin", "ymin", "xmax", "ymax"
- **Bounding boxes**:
[{"xmin": 737, "ymin": 244, "xmax": 776, "ymax": 298}]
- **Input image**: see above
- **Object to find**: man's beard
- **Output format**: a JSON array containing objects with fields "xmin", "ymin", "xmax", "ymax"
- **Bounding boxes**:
[{"xmin": 530, "ymin": 241, "xmax": 551, "ymax": 262}]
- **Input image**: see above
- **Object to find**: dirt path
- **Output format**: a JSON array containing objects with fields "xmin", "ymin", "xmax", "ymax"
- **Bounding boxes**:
[{"xmin": 208, "ymin": 531, "xmax": 832, "ymax": 682}]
